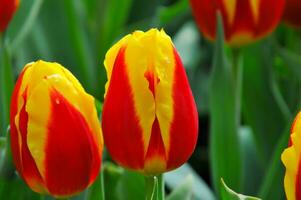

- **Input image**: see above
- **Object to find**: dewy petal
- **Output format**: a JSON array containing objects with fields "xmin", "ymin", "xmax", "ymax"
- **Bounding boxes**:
[
  {"xmin": 26, "ymin": 71, "xmax": 102, "ymax": 197},
  {"xmin": 11, "ymin": 60, "xmax": 102, "ymax": 197}
]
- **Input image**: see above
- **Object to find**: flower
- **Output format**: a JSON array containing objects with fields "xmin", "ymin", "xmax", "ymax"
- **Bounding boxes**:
[
  {"xmin": 189, "ymin": 0, "xmax": 285, "ymax": 46},
  {"xmin": 281, "ymin": 111, "xmax": 301, "ymax": 200},
  {"xmin": 0, "ymin": 0, "xmax": 19, "ymax": 32},
  {"xmin": 10, "ymin": 60, "xmax": 103, "ymax": 197},
  {"xmin": 102, "ymin": 29, "xmax": 198, "ymax": 175},
  {"xmin": 282, "ymin": 0, "xmax": 301, "ymax": 28}
]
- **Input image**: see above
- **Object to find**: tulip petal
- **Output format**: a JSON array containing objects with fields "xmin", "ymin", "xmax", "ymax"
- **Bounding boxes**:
[
  {"xmin": 190, "ymin": 0, "xmax": 284, "ymax": 46},
  {"xmin": 10, "ymin": 67, "xmax": 27, "ymax": 176},
  {"xmin": 11, "ymin": 64, "xmax": 46, "ymax": 193},
  {"xmin": 102, "ymin": 47, "xmax": 145, "ymax": 170},
  {"xmin": 282, "ymin": 112, "xmax": 301, "ymax": 200},
  {"xmin": 26, "ymin": 74, "xmax": 101, "ymax": 196},
  {"xmin": 249, "ymin": 0, "xmax": 260, "ymax": 24},
  {"xmin": 222, "ymin": 0, "xmax": 236, "ymax": 26},
  {"xmin": 166, "ymin": 48, "xmax": 198, "ymax": 170}
]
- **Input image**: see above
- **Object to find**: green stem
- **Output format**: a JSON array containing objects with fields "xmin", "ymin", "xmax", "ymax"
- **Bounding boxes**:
[
  {"xmin": 157, "ymin": 174, "xmax": 164, "ymax": 200},
  {"xmin": 145, "ymin": 176, "xmax": 157, "ymax": 200},
  {"xmin": 100, "ymin": 166, "xmax": 105, "ymax": 200},
  {"xmin": 0, "ymin": 137, "xmax": 6, "ymax": 149}
]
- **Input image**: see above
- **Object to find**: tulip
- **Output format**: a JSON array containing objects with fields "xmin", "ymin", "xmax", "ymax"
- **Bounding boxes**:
[
  {"xmin": 10, "ymin": 61, "xmax": 103, "ymax": 197},
  {"xmin": 102, "ymin": 29, "xmax": 198, "ymax": 175},
  {"xmin": 0, "ymin": 0, "xmax": 19, "ymax": 32},
  {"xmin": 281, "ymin": 111, "xmax": 301, "ymax": 200},
  {"xmin": 283, "ymin": 0, "xmax": 301, "ymax": 28},
  {"xmin": 189, "ymin": 0, "xmax": 285, "ymax": 46}
]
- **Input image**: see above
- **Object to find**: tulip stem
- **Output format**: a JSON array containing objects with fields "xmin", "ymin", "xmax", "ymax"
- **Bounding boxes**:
[
  {"xmin": 100, "ymin": 167, "xmax": 105, "ymax": 200},
  {"xmin": 145, "ymin": 176, "xmax": 157, "ymax": 200},
  {"xmin": 157, "ymin": 174, "xmax": 165, "ymax": 200}
]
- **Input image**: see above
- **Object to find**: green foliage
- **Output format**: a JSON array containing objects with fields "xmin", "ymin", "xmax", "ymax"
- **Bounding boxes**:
[
  {"xmin": 0, "ymin": 0, "xmax": 301, "ymax": 199},
  {"xmin": 221, "ymin": 179, "xmax": 261, "ymax": 200},
  {"xmin": 209, "ymin": 13, "xmax": 242, "ymax": 194}
]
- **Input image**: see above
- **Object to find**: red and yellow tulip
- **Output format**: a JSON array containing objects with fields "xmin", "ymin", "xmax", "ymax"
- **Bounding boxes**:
[
  {"xmin": 283, "ymin": 0, "xmax": 301, "ymax": 28},
  {"xmin": 10, "ymin": 61, "xmax": 103, "ymax": 197},
  {"xmin": 102, "ymin": 29, "xmax": 198, "ymax": 175},
  {"xmin": 0, "ymin": 0, "xmax": 19, "ymax": 32},
  {"xmin": 189, "ymin": 0, "xmax": 285, "ymax": 46},
  {"xmin": 281, "ymin": 111, "xmax": 301, "ymax": 200}
]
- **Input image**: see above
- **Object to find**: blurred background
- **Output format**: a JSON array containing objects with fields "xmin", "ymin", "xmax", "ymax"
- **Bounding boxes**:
[{"xmin": 1, "ymin": 0, "xmax": 301, "ymax": 199}]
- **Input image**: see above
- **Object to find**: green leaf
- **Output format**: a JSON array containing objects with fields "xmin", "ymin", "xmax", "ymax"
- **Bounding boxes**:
[
  {"xmin": 0, "ymin": 37, "xmax": 13, "ymax": 136},
  {"xmin": 61, "ymin": 0, "xmax": 97, "ymax": 95},
  {"xmin": 165, "ymin": 164, "xmax": 215, "ymax": 200},
  {"xmin": 85, "ymin": 173, "xmax": 105, "ymax": 200},
  {"xmin": 239, "ymin": 127, "xmax": 263, "ymax": 195},
  {"xmin": 257, "ymin": 121, "xmax": 291, "ymax": 200},
  {"xmin": 221, "ymin": 179, "xmax": 261, "ymax": 200},
  {"xmin": 115, "ymin": 169, "xmax": 145, "ymax": 200},
  {"xmin": 95, "ymin": 98, "xmax": 103, "ymax": 119},
  {"xmin": 277, "ymin": 46, "xmax": 301, "ymax": 84},
  {"xmin": 241, "ymin": 42, "xmax": 290, "ymax": 164},
  {"xmin": 101, "ymin": 162, "xmax": 145, "ymax": 200},
  {"xmin": 166, "ymin": 175, "xmax": 193, "ymax": 200},
  {"xmin": 7, "ymin": 0, "xmax": 44, "ymax": 52},
  {"xmin": 102, "ymin": 162, "xmax": 124, "ymax": 200},
  {"xmin": 209, "ymin": 12, "xmax": 242, "ymax": 194},
  {"xmin": 157, "ymin": 0, "xmax": 189, "ymax": 26},
  {"xmin": 0, "ymin": 176, "xmax": 40, "ymax": 200}
]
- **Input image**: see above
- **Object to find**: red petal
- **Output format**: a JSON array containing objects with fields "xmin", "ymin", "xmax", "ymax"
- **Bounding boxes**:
[
  {"xmin": 44, "ymin": 89, "xmax": 100, "ymax": 196},
  {"xmin": 167, "ymin": 48, "xmax": 198, "ymax": 170},
  {"xmin": 102, "ymin": 47, "xmax": 145, "ymax": 170}
]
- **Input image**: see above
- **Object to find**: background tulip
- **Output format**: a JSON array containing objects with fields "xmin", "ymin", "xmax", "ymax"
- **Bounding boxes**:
[
  {"xmin": 282, "ymin": 0, "xmax": 301, "ymax": 28},
  {"xmin": 189, "ymin": 0, "xmax": 285, "ymax": 46},
  {"xmin": 10, "ymin": 60, "xmax": 103, "ymax": 197},
  {"xmin": 281, "ymin": 111, "xmax": 301, "ymax": 200},
  {"xmin": 102, "ymin": 29, "xmax": 198, "ymax": 175},
  {"xmin": 0, "ymin": 0, "xmax": 19, "ymax": 32}
]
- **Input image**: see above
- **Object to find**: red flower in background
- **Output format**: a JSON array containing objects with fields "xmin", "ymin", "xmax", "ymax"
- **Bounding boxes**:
[
  {"xmin": 10, "ymin": 61, "xmax": 103, "ymax": 198},
  {"xmin": 283, "ymin": 0, "xmax": 301, "ymax": 28},
  {"xmin": 189, "ymin": 0, "xmax": 285, "ymax": 46},
  {"xmin": 102, "ymin": 29, "xmax": 198, "ymax": 175},
  {"xmin": 0, "ymin": 0, "xmax": 19, "ymax": 32}
]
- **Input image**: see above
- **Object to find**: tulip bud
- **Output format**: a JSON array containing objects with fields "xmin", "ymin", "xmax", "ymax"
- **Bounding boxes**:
[
  {"xmin": 281, "ymin": 111, "xmax": 301, "ymax": 200},
  {"xmin": 189, "ymin": 0, "xmax": 285, "ymax": 46},
  {"xmin": 102, "ymin": 29, "xmax": 198, "ymax": 175},
  {"xmin": 0, "ymin": 0, "xmax": 19, "ymax": 33},
  {"xmin": 283, "ymin": 0, "xmax": 301, "ymax": 28},
  {"xmin": 10, "ymin": 61, "xmax": 103, "ymax": 197}
]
